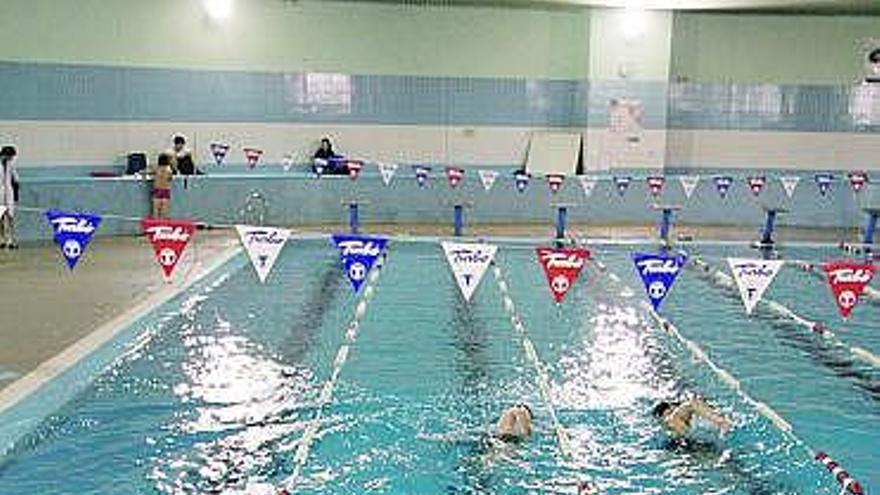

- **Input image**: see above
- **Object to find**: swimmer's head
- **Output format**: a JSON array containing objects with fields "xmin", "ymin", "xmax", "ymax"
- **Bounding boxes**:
[
  {"xmin": 517, "ymin": 403, "xmax": 533, "ymax": 420},
  {"xmin": 652, "ymin": 401, "xmax": 673, "ymax": 418}
]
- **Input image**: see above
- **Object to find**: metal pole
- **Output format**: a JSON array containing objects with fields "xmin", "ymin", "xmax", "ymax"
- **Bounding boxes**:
[
  {"xmin": 453, "ymin": 204, "xmax": 464, "ymax": 237},
  {"xmin": 349, "ymin": 202, "xmax": 359, "ymax": 234},
  {"xmin": 556, "ymin": 206, "xmax": 568, "ymax": 241},
  {"xmin": 660, "ymin": 208, "xmax": 673, "ymax": 247},
  {"xmin": 761, "ymin": 210, "xmax": 777, "ymax": 245},
  {"xmin": 863, "ymin": 211, "xmax": 878, "ymax": 247}
]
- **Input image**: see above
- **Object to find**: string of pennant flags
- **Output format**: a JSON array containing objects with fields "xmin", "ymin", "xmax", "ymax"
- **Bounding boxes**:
[
  {"xmin": 41, "ymin": 208, "xmax": 877, "ymax": 322},
  {"xmin": 204, "ymin": 143, "xmax": 871, "ymax": 198}
]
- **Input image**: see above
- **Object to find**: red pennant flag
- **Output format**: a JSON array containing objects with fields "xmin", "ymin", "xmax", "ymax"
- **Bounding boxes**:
[
  {"xmin": 848, "ymin": 171, "xmax": 867, "ymax": 193},
  {"xmin": 536, "ymin": 247, "xmax": 590, "ymax": 303},
  {"xmin": 747, "ymin": 176, "xmax": 766, "ymax": 196},
  {"xmin": 823, "ymin": 261, "xmax": 874, "ymax": 320},
  {"xmin": 243, "ymin": 148, "xmax": 263, "ymax": 169},
  {"xmin": 446, "ymin": 167, "xmax": 464, "ymax": 188},
  {"xmin": 647, "ymin": 176, "xmax": 665, "ymax": 197},
  {"xmin": 346, "ymin": 160, "xmax": 364, "ymax": 180},
  {"xmin": 142, "ymin": 218, "xmax": 196, "ymax": 279},
  {"xmin": 547, "ymin": 174, "xmax": 565, "ymax": 194}
]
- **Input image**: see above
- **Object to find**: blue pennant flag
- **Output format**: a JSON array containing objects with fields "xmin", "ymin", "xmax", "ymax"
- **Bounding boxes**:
[
  {"xmin": 413, "ymin": 165, "xmax": 431, "ymax": 188},
  {"xmin": 514, "ymin": 170, "xmax": 530, "ymax": 193},
  {"xmin": 331, "ymin": 234, "xmax": 389, "ymax": 293},
  {"xmin": 46, "ymin": 210, "xmax": 102, "ymax": 270},
  {"xmin": 713, "ymin": 176, "xmax": 733, "ymax": 198},
  {"xmin": 632, "ymin": 251, "xmax": 687, "ymax": 312},
  {"xmin": 814, "ymin": 173, "xmax": 834, "ymax": 197},
  {"xmin": 614, "ymin": 176, "xmax": 631, "ymax": 196}
]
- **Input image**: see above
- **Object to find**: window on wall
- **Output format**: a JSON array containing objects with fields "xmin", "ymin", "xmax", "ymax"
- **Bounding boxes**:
[
  {"xmin": 850, "ymin": 83, "xmax": 880, "ymax": 127},
  {"xmin": 285, "ymin": 73, "xmax": 352, "ymax": 114},
  {"xmin": 729, "ymin": 84, "xmax": 785, "ymax": 122}
]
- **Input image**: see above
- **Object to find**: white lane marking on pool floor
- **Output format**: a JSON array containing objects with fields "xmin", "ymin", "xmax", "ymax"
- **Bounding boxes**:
[{"xmin": 287, "ymin": 259, "xmax": 384, "ymax": 486}]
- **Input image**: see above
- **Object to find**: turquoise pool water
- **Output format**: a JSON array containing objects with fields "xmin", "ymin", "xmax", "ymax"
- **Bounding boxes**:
[{"xmin": 0, "ymin": 239, "xmax": 875, "ymax": 494}]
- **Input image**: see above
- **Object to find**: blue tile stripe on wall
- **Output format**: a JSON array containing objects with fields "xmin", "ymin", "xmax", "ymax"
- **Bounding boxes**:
[{"xmin": 1, "ymin": 61, "xmax": 877, "ymax": 132}]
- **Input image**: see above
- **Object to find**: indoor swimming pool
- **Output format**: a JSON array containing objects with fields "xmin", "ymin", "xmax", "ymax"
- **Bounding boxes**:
[{"xmin": 0, "ymin": 238, "xmax": 876, "ymax": 494}]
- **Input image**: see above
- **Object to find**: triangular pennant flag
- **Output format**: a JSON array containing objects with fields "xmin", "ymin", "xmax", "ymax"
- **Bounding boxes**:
[
  {"xmin": 823, "ymin": 261, "xmax": 874, "ymax": 320},
  {"xmin": 378, "ymin": 162, "xmax": 398, "ymax": 186},
  {"xmin": 547, "ymin": 174, "xmax": 565, "ymax": 194},
  {"xmin": 313, "ymin": 158, "xmax": 326, "ymax": 178},
  {"xmin": 727, "ymin": 258, "xmax": 784, "ymax": 315},
  {"xmin": 536, "ymin": 247, "xmax": 590, "ymax": 303},
  {"xmin": 281, "ymin": 153, "xmax": 295, "ymax": 171},
  {"xmin": 446, "ymin": 167, "xmax": 465, "ymax": 188},
  {"xmin": 514, "ymin": 170, "xmax": 530, "ymax": 193},
  {"xmin": 848, "ymin": 171, "xmax": 868, "ymax": 193},
  {"xmin": 331, "ymin": 234, "xmax": 388, "ymax": 293},
  {"xmin": 780, "ymin": 176, "xmax": 800, "ymax": 198},
  {"xmin": 46, "ymin": 210, "xmax": 101, "ymax": 270},
  {"xmin": 747, "ymin": 176, "xmax": 766, "ymax": 197},
  {"xmin": 478, "ymin": 169, "xmax": 499, "ymax": 191},
  {"xmin": 346, "ymin": 160, "xmax": 364, "ymax": 180},
  {"xmin": 713, "ymin": 176, "xmax": 733, "ymax": 198},
  {"xmin": 210, "ymin": 143, "xmax": 230, "ymax": 166},
  {"xmin": 243, "ymin": 147, "xmax": 263, "ymax": 169},
  {"xmin": 679, "ymin": 175, "xmax": 700, "ymax": 200},
  {"xmin": 142, "ymin": 218, "xmax": 196, "ymax": 279},
  {"xmin": 647, "ymin": 176, "xmax": 665, "ymax": 197},
  {"xmin": 578, "ymin": 176, "xmax": 597, "ymax": 199},
  {"xmin": 442, "ymin": 241, "xmax": 497, "ymax": 302},
  {"xmin": 235, "ymin": 225, "xmax": 289, "ymax": 283},
  {"xmin": 815, "ymin": 173, "xmax": 834, "ymax": 197},
  {"xmin": 614, "ymin": 176, "xmax": 631, "ymax": 197},
  {"xmin": 632, "ymin": 251, "xmax": 687, "ymax": 312},
  {"xmin": 413, "ymin": 165, "xmax": 431, "ymax": 188}
]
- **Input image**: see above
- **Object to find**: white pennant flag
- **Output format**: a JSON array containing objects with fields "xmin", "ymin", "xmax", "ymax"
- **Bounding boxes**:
[
  {"xmin": 235, "ymin": 225, "xmax": 290, "ymax": 283},
  {"xmin": 442, "ymin": 241, "xmax": 497, "ymax": 302},
  {"xmin": 780, "ymin": 176, "xmax": 800, "ymax": 199},
  {"xmin": 578, "ymin": 176, "xmax": 597, "ymax": 198},
  {"xmin": 378, "ymin": 162, "xmax": 398, "ymax": 186},
  {"xmin": 727, "ymin": 258, "xmax": 784, "ymax": 315},
  {"xmin": 478, "ymin": 169, "xmax": 499, "ymax": 191},
  {"xmin": 679, "ymin": 175, "xmax": 700, "ymax": 199}
]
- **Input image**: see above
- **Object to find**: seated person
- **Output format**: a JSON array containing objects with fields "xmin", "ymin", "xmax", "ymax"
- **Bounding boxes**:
[
  {"xmin": 171, "ymin": 135, "xmax": 200, "ymax": 175},
  {"xmin": 653, "ymin": 396, "xmax": 732, "ymax": 439},
  {"xmin": 496, "ymin": 404, "xmax": 533, "ymax": 442},
  {"xmin": 312, "ymin": 137, "xmax": 347, "ymax": 175}
]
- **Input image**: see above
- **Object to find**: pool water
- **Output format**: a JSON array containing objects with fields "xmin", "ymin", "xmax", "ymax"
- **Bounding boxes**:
[{"xmin": 0, "ymin": 239, "xmax": 875, "ymax": 494}]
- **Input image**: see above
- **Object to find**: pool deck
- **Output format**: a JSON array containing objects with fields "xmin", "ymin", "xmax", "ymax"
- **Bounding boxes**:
[{"xmin": 0, "ymin": 222, "xmax": 853, "ymax": 398}]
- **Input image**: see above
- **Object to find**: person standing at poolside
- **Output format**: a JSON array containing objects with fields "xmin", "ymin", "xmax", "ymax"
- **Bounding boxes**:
[
  {"xmin": 152, "ymin": 153, "xmax": 173, "ymax": 219},
  {"xmin": 0, "ymin": 145, "xmax": 19, "ymax": 249}
]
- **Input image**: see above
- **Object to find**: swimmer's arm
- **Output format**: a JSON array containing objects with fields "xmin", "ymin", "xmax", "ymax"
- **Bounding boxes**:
[{"xmin": 688, "ymin": 399, "xmax": 732, "ymax": 434}]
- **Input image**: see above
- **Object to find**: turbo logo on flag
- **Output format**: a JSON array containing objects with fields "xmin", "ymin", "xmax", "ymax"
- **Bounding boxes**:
[
  {"xmin": 346, "ymin": 160, "xmax": 364, "ymax": 180},
  {"xmin": 578, "ymin": 176, "xmax": 597, "ymax": 199},
  {"xmin": 332, "ymin": 234, "xmax": 388, "ymax": 293},
  {"xmin": 442, "ymin": 241, "xmax": 497, "ymax": 302},
  {"xmin": 536, "ymin": 247, "xmax": 590, "ymax": 303},
  {"xmin": 714, "ymin": 176, "xmax": 733, "ymax": 198},
  {"xmin": 142, "ymin": 218, "xmax": 196, "ymax": 279},
  {"xmin": 815, "ymin": 173, "xmax": 834, "ymax": 197},
  {"xmin": 514, "ymin": 171, "xmax": 530, "ymax": 193},
  {"xmin": 647, "ymin": 176, "xmax": 665, "ymax": 197},
  {"xmin": 614, "ymin": 176, "xmax": 631, "ymax": 197},
  {"xmin": 849, "ymin": 171, "xmax": 868, "ymax": 193},
  {"xmin": 823, "ymin": 261, "xmax": 874, "ymax": 320},
  {"xmin": 46, "ymin": 210, "xmax": 101, "ymax": 270},
  {"xmin": 378, "ymin": 162, "xmax": 398, "ymax": 186},
  {"xmin": 210, "ymin": 143, "xmax": 230, "ymax": 166},
  {"xmin": 243, "ymin": 148, "xmax": 263, "ymax": 169},
  {"xmin": 679, "ymin": 175, "xmax": 699, "ymax": 200},
  {"xmin": 446, "ymin": 167, "xmax": 465, "ymax": 188},
  {"xmin": 747, "ymin": 176, "xmax": 766, "ymax": 196},
  {"xmin": 632, "ymin": 251, "xmax": 687, "ymax": 312},
  {"xmin": 413, "ymin": 165, "xmax": 431, "ymax": 188},
  {"xmin": 547, "ymin": 174, "xmax": 564, "ymax": 194},
  {"xmin": 780, "ymin": 176, "xmax": 800, "ymax": 198},
  {"xmin": 478, "ymin": 169, "xmax": 498, "ymax": 191},
  {"xmin": 235, "ymin": 225, "xmax": 289, "ymax": 283},
  {"xmin": 727, "ymin": 258, "xmax": 784, "ymax": 315}
]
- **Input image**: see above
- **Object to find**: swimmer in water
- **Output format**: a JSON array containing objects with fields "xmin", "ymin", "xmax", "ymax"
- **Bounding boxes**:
[
  {"xmin": 496, "ymin": 404, "xmax": 533, "ymax": 442},
  {"xmin": 653, "ymin": 397, "xmax": 732, "ymax": 438}
]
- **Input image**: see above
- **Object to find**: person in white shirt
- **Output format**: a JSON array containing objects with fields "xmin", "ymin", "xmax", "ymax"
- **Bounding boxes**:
[{"xmin": 0, "ymin": 145, "xmax": 19, "ymax": 249}]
